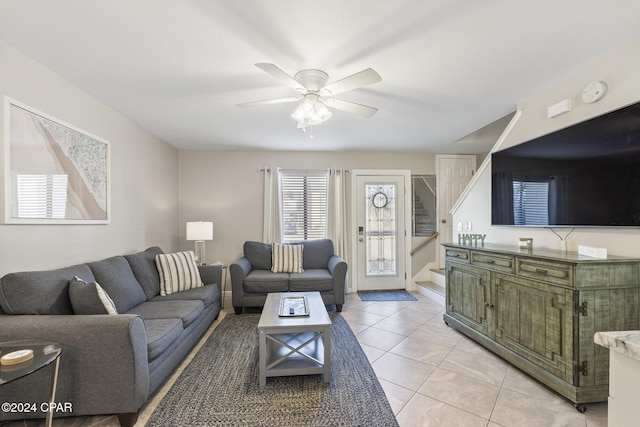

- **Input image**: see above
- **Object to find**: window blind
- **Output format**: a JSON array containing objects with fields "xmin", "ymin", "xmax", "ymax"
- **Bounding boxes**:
[{"xmin": 279, "ymin": 169, "xmax": 329, "ymax": 242}]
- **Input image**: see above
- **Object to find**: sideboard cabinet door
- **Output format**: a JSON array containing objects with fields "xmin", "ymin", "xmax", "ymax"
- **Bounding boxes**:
[
  {"xmin": 446, "ymin": 263, "xmax": 492, "ymax": 337},
  {"xmin": 493, "ymin": 272, "xmax": 574, "ymax": 382}
]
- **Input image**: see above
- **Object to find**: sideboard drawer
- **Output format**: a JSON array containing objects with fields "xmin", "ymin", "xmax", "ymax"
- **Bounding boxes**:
[
  {"xmin": 446, "ymin": 248, "xmax": 470, "ymax": 263},
  {"xmin": 470, "ymin": 252, "xmax": 514, "ymax": 273},
  {"xmin": 516, "ymin": 258, "xmax": 574, "ymax": 287}
]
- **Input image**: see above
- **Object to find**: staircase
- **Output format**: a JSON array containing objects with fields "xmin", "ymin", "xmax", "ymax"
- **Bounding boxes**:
[
  {"xmin": 417, "ymin": 268, "xmax": 445, "ymax": 305},
  {"xmin": 413, "ymin": 197, "xmax": 435, "ymax": 236},
  {"xmin": 412, "ymin": 176, "xmax": 436, "ymax": 237}
]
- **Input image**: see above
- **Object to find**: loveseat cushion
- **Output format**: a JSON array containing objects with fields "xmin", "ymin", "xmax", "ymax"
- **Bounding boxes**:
[
  {"xmin": 151, "ymin": 284, "xmax": 219, "ymax": 308},
  {"xmin": 289, "ymin": 269, "xmax": 334, "ymax": 291},
  {"xmin": 69, "ymin": 277, "xmax": 118, "ymax": 315},
  {"xmin": 244, "ymin": 241, "xmax": 272, "ymax": 270},
  {"xmin": 301, "ymin": 239, "xmax": 335, "ymax": 269},
  {"xmin": 88, "ymin": 256, "xmax": 148, "ymax": 313},
  {"xmin": 126, "ymin": 300, "xmax": 204, "ymax": 328},
  {"xmin": 125, "ymin": 246, "xmax": 164, "ymax": 300},
  {"xmin": 0, "ymin": 264, "xmax": 95, "ymax": 315},
  {"xmin": 144, "ymin": 318, "xmax": 184, "ymax": 362},
  {"xmin": 243, "ymin": 270, "xmax": 289, "ymax": 293}
]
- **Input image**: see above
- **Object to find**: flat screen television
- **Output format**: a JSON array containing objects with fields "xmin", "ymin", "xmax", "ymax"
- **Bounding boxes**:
[{"xmin": 491, "ymin": 100, "xmax": 640, "ymax": 227}]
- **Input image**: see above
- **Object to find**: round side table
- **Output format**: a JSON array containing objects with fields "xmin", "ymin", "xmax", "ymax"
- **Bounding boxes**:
[{"xmin": 0, "ymin": 340, "xmax": 62, "ymax": 427}]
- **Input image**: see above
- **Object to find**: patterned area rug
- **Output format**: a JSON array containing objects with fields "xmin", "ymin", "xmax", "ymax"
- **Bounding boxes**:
[
  {"xmin": 358, "ymin": 290, "xmax": 418, "ymax": 301},
  {"xmin": 146, "ymin": 313, "xmax": 398, "ymax": 427}
]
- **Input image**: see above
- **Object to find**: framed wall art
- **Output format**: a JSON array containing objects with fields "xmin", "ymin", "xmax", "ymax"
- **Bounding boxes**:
[{"xmin": 3, "ymin": 97, "xmax": 110, "ymax": 224}]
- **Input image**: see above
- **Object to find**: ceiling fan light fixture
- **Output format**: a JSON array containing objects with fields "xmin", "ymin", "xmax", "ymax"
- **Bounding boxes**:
[
  {"xmin": 314, "ymin": 100, "xmax": 332, "ymax": 122},
  {"xmin": 291, "ymin": 94, "xmax": 331, "ymax": 128}
]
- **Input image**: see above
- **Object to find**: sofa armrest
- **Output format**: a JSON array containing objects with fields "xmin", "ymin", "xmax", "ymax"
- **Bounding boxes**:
[
  {"xmin": 198, "ymin": 264, "xmax": 223, "ymax": 291},
  {"xmin": 328, "ymin": 255, "xmax": 347, "ymax": 276},
  {"xmin": 230, "ymin": 257, "xmax": 252, "ymax": 283},
  {"xmin": 0, "ymin": 314, "xmax": 149, "ymax": 420},
  {"xmin": 230, "ymin": 257, "xmax": 252, "ymax": 310},
  {"xmin": 328, "ymin": 255, "xmax": 348, "ymax": 298}
]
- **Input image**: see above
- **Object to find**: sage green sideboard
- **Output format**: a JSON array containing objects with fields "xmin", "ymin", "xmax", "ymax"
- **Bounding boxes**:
[{"xmin": 442, "ymin": 243, "xmax": 640, "ymax": 412}]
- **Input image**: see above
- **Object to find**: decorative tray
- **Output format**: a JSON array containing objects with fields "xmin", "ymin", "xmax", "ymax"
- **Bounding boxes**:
[{"xmin": 279, "ymin": 295, "xmax": 309, "ymax": 317}]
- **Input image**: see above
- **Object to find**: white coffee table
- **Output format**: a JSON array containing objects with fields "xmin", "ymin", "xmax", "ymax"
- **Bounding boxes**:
[{"xmin": 258, "ymin": 291, "xmax": 332, "ymax": 386}]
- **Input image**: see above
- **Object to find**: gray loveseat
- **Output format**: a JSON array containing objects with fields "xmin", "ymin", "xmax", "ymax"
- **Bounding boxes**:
[
  {"xmin": 230, "ymin": 239, "xmax": 347, "ymax": 314},
  {"xmin": 0, "ymin": 247, "xmax": 221, "ymax": 426}
]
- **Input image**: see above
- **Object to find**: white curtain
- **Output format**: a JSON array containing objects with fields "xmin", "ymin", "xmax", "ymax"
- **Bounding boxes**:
[
  {"xmin": 328, "ymin": 168, "xmax": 349, "ymax": 260},
  {"xmin": 262, "ymin": 167, "xmax": 281, "ymax": 243}
]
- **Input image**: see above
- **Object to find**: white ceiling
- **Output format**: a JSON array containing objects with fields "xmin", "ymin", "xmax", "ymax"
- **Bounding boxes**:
[{"xmin": 1, "ymin": 1, "xmax": 640, "ymax": 153}]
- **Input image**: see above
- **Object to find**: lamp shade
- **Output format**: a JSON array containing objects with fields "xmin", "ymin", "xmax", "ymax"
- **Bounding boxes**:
[{"xmin": 186, "ymin": 221, "xmax": 213, "ymax": 241}]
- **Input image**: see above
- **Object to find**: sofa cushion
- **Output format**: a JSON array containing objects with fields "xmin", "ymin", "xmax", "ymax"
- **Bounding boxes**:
[
  {"xmin": 244, "ymin": 241, "xmax": 272, "ymax": 270},
  {"xmin": 88, "ymin": 256, "xmax": 148, "ymax": 313},
  {"xmin": 69, "ymin": 276, "xmax": 118, "ymax": 315},
  {"xmin": 144, "ymin": 318, "xmax": 184, "ymax": 362},
  {"xmin": 301, "ymin": 239, "xmax": 335, "ymax": 269},
  {"xmin": 151, "ymin": 284, "xmax": 219, "ymax": 308},
  {"xmin": 0, "ymin": 264, "xmax": 95, "ymax": 315},
  {"xmin": 125, "ymin": 246, "xmax": 164, "ymax": 300},
  {"xmin": 271, "ymin": 243, "xmax": 304, "ymax": 273},
  {"xmin": 156, "ymin": 251, "xmax": 203, "ymax": 296},
  {"xmin": 243, "ymin": 270, "xmax": 289, "ymax": 293},
  {"xmin": 289, "ymin": 269, "xmax": 334, "ymax": 291},
  {"xmin": 126, "ymin": 300, "xmax": 204, "ymax": 328}
]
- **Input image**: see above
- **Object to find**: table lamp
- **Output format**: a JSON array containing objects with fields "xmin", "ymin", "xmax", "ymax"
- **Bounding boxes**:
[{"xmin": 186, "ymin": 221, "xmax": 213, "ymax": 265}]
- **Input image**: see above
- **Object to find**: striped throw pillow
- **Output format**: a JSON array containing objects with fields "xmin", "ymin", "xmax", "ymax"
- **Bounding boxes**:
[
  {"xmin": 156, "ymin": 251, "xmax": 203, "ymax": 296},
  {"xmin": 271, "ymin": 243, "xmax": 304, "ymax": 273}
]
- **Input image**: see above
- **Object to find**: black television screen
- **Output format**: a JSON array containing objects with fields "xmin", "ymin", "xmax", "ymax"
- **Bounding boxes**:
[{"xmin": 491, "ymin": 100, "xmax": 640, "ymax": 227}]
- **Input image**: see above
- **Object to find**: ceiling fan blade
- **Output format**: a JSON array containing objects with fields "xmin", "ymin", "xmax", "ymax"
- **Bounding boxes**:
[
  {"xmin": 236, "ymin": 97, "xmax": 301, "ymax": 108},
  {"xmin": 255, "ymin": 63, "xmax": 306, "ymax": 92},
  {"xmin": 322, "ymin": 68, "xmax": 381, "ymax": 96},
  {"xmin": 326, "ymin": 98, "xmax": 378, "ymax": 117}
]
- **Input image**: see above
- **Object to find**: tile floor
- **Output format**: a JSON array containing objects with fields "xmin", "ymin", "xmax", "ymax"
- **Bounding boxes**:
[
  {"xmin": 342, "ymin": 291, "xmax": 607, "ymax": 427},
  {"xmin": 3, "ymin": 291, "xmax": 608, "ymax": 427}
]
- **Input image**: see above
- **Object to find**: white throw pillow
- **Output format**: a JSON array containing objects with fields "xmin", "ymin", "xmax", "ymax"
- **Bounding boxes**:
[
  {"xmin": 156, "ymin": 251, "xmax": 203, "ymax": 296},
  {"xmin": 271, "ymin": 243, "xmax": 304, "ymax": 273}
]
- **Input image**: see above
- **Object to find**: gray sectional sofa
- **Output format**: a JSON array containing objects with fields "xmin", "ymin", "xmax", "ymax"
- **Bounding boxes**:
[
  {"xmin": 230, "ymin": 239, "xmax": 347, "ymax": 314},
  {"xmin": 0, "ymin": 247, "xmax": 222, "ymax": 426}
]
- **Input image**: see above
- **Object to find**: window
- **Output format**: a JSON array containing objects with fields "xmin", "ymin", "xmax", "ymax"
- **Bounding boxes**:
[
  {"xmin": 16, "ymin": 174, "xmax": 68, "ymax": 219},
  {"xmin": 279, "ymin": 169, "xmax": 329, "ymax": 242},
  {"xmin": 513, "ymin": 179, "xmax": 549, "ymax": 226}
]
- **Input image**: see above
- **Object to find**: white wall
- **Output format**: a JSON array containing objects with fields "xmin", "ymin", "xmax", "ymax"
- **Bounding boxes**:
[
  {"xmin": 178, "ymin": 150, "xmax": 437, "ymax": 266},
  {"xmin": 0, "ymin": 41, "xmax": 179, "ymax": 275},
  {"xmin": 454, "ymin": 37, "xmax": 640, "ymax": 257}
]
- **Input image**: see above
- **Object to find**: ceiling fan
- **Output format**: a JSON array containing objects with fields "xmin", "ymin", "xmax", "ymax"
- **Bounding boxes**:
[{"xmin": 237, "ymin": 63, "xmax": 382, "ymax": 129}]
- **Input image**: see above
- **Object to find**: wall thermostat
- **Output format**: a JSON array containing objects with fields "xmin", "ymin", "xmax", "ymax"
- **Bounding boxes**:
[{"xmin": 582, "ymin": 81, "xmax": 607, "ymax": 104}]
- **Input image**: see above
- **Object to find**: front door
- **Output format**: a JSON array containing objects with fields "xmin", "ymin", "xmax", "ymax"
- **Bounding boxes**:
[{"xmin": 355, "ymin": 174, "xmax": 407, "ymax": 291}]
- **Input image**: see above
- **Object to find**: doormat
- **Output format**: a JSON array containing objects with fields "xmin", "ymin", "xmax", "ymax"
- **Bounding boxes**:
[{"xmin": 358, "ymin": 290, "xmax": 418, "ymax": 301}]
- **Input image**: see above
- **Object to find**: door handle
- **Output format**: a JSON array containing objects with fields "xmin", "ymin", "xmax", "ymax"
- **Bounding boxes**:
[{"xmin": 441, "ymin": 219, "xmax": 447, "ymax": 223}]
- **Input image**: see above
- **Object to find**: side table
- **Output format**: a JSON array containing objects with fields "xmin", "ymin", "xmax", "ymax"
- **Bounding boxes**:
[
  {"xmin": 212, "ymin": 262, "xmax": 228, "ymax": 309},
  {"xmin": 0, "ymin": 340, "xmax": 62, "ymax": 427}
]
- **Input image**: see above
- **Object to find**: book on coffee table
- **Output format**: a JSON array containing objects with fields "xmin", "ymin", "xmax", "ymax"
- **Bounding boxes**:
[{"xmin": 279, "ymin": 295, "xmax": 309, "ymax": 317}]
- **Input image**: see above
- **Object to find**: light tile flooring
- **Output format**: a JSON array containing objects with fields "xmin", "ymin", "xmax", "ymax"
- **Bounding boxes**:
[
  {"xmin": 342, "ymin": 292, "xmax": 607, "ymax": 427},
  {"xmin": 4, "ymin": 291, "xmax": 608, "ymax": 427}
]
